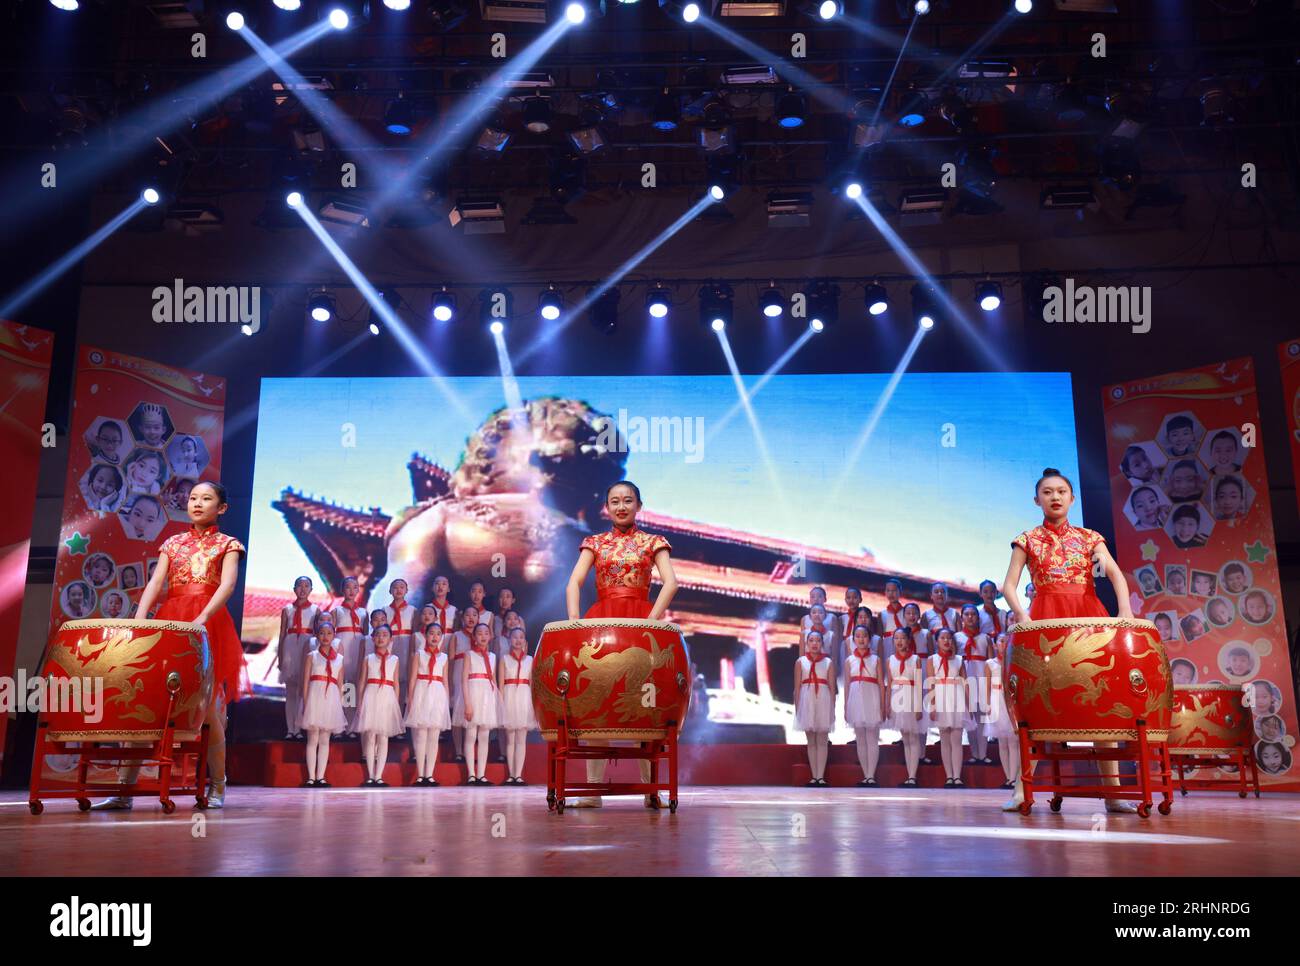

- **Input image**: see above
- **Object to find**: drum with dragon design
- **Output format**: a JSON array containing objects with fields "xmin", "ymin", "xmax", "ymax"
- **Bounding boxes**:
[
  {"xmin": 531, "ymin": 618, "xmax": 691, "ymax": 740},
  {"xmin": 40, "ymin": 618, "xmax": 213, "ymax": 741},
  {"xmin": 1007, "ymin": 617, "xmax": 1172, "ymax": 741},
  {"xmin": 1169, "ymin": 684, "xmax": 1252, "ymax": 753}
]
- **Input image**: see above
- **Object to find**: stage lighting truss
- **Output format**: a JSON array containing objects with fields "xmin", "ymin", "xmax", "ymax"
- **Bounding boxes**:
[
  {"xmin": 646, "ymin": 284, "xmax": 671, "ymax": 319},
  {"xmin": 865, "ymin": 282, "xmax": 889, "ymax": 316},
  {"xmin": 307, "ymin": 289, "xmax": 336, "ymax": 323},
  {"xmin": 539, "ymin": 285, "xmax": 564, "ymax": 321},
  {"xmin": 589, "ymin": 287, "xmax": 621, "ymax": 333},
  {"xmin": 431, "ymin": 287, "xmax": 456, "ymax": 323},
  {"xmin": 699, "ymin": 282, "xmax": 734, "ymax": 330}
]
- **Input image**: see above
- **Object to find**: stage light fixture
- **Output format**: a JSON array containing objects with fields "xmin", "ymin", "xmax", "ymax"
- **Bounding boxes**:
[
  {"xmin": 776, "ymin": 90, "xmax": 806, "ymax": 129},
  {"xmin": 914, "ymin": 0, "xmax": 930, "ymax": 13},
  {"xmin": 429, "ymin": 0, "xmax": 469, "ymax": 29},
  {"xmin": 845, "ymin": 181, "xmax": 863, "ymax": 200},
  {"xmin": 273, "ymin": 0, "xmax": 303, "ymax": 9},
  {"xmin": 384, "ymin": 96, "xmax": 413, "ymax": 135},
  {"xmin": 652, "ymin": 90, "xmax": 680, "ymax": 131},
  {"xmin": 976, "ymin": 280, "xmax": 1002, "ymax": 311},
  {"xmin": 523, "ymin": 97, "xmax": 551, "ymax": 134},
  {"xmin": 241, "ymin": 322, "xmax": 256, "ymax": 336},
  {"xmin": 912, "ymin": 284, "xmax": 937, "ymax": 329},
  {"xmin": 807, "ymin": 279, "xmax": 839, "ymax": 330},
  {"xmin": 369, "ymin": 321, "xmax": 382, "ymax": 335},
  {"xmin": 760, "ymin": 285, "xmax": 784, "ymax": 318},
  {"xmin": 682, "ymin": 2, "xmax": 702, "ymax": 21},
  {"xmin": 383, "ymin": 0, "xmax": 411, "ymax": 8},
  {"xmin": 489, "ymin": 320, "xmax": 505, "ymax": 335},
  {"xmin": 798, "ymin": 0, "xmax": 838, "ymax": 17},
  {"xmin": 589, "ymin": 287, "xmax": 621, "ymax": 334},
  {"xmin": 50, "ymin": 0, "xmax": 79, "ymax": 9},
  {"xmin": 646, "ymin": 284, "xmax": 671, "ymax": 319},
  {"xmin": 565, "ymin": 1, "xmax": 587, "ymax": 21},
  {"xmin": 1014, "ymin": 0, "xmax": 1032, "ymax": 11},
  {"xmin": 810, "ymin": 318, "xmax": 824, "ymax": 332},
  {"xmin": 226, "ymin": 10, "xmax": 246, "ymax": 29},
  {"xmin": 709, "ymin": 184, "xmax": 726, "ymax": 201},
  {"xmin": 539, "ymin": 286, "xmax": 564, "ymax": 321},
  {"xmin": 285, "ymin": 190, "xmax": 304, "ymax": 208},
  {"xmin": 865, "ymin": 282, "xmax": 888, "ymax": 316},
  {"xmin": 141, "ymin": 187, "xmax": 161, "ymax": 206},
  {"xmin": 324, "ymin": 3, "xmax": 369, "ymax": 29},
  {"xmin": 700, "ymin": 282, "xmax": 734, "ymax": 331},
  {"xmin": 431, "ymin": 287, "xmax": 456, "ymax": 322},
  {"xmin": 307, "ymin": 289, "xmax": 336, "ymax": 323}
]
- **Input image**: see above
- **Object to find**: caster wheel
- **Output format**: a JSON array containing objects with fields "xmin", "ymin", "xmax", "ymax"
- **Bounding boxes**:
[
  {"xmin": 1017, "ymin": 802, "xmax": 1032, "ymax": 815},
  {"xmin": 28, "ymin": 801, "xmax": 43, "ymax": 815},
  {"xmin": 1158, "ymin": 801, "xmax": 1172, "ymax": 815},
  {"xmin": 196, "ymin": 797, "xmax": 209, "ymax": 810},
  {"xmin": 669, "ymin": 799, "xmax": 678, "ymax": 814},
  {"xmin": 555, "ymin": 799, "xmax": 565, "ymax": 814},
  {"xmin": 161, "ymin": 799, "xmax": 176, "ymax": 815},
  {"xmin": 76, "ymin": 798, "xmax": 91, "ymax": 812},
  {"xmin": 1238, "ymin": 791, "xmax": 1247, "ymax": 799},
  {"xmin": 1254, "ymin": 792, "xmax": 1261, "ymax": 799},
  {"xmin": 1049, "ymin": 798, "xmax": 1062, "ymax": 813},
  {"xmin": 1136, "ymin": 803, "xmax": 1151, "ymax": 818},
  {"xmin": 1180, "ymin": 789, "xmax": 1188, "ymax": 797}
]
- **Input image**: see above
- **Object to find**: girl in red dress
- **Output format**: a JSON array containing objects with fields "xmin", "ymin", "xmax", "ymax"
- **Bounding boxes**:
[
  {"xmin": 563, "ymin": 481, "xmax": 679, "ymax": 807},
  {"xmin": 93, "ymin": 481, "xmax": 247, "ymax": 810},
  {"xmin": 999, "ymin": 467, "xmax": 1135, "ymax": 813}
]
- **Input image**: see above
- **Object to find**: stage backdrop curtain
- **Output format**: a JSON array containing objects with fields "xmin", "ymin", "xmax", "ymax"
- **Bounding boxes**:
[
  {"xmin": 0, "ymin": 321, "xmax": 54, "ymax": 766},
  {"xmin": 41, "ymin": 347, "xmax": 227, "ymax": 786},
  {"xmin": 1102, "ymin": 357, "xmax": 1298, "ymax": 791},
  {"xmin": 1278, "ymin": 339, "xmax": 1300, "ymax": 520}
]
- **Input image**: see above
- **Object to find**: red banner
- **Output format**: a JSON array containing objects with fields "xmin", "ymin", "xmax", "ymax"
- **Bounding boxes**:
[
  {"xmin": 0, "ymin": 321, "xmax": 54, "ymax": 763},
  {"xmin": 1279, "ymin": 339, "xmax": 1300, "ymax": 519},
  {"xmin": 1103, "ymin": 357, "xmax": 1298, "ymax": 790}
]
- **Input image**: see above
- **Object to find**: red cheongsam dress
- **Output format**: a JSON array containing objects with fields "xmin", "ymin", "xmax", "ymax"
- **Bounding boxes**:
[
  {"xmin": 579, "ymin": 525, "xmax": 672, "ymax": 619},
  {"xmin": 1011, "ymin": 519, "xmax": 1108, "ymax": 621},
  {"xmin": 156, "ymin": 526, "xmax": 248, "ymax": 702}
]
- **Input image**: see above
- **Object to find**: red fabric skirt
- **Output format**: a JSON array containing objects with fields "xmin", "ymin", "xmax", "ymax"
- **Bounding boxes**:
[
  {"xmin": 584, "ymin": 587, "xmax": 653, "ymax": 619},
  {"xmin": 154, "ymin": 586, "xmax": 249, "ymax": 702},
  {"xmin": 1028, "ymin": 583, "xmax": 1109, "ymax": 621}
]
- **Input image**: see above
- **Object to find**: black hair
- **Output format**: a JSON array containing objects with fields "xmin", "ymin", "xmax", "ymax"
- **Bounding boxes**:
[
  {"xmin": 979, "ymin": 579, "xmax": 997, "ymax": 592},
  {"xmin": 1215, "ymin": 476, "xmax": 1244, "ymax": 496},
  {"xmin": 1167, "ymin": 415, "xmax": 1194, "ymax": 433},
  {"xmin": 294, "ymin": 575, "xmax": 314, "ymax": 588},
  {"xmin": 1170, "ymin": 459, "xmax": 1199, "ymax": 475},
  {"xmin": 1210, "ymin": 430, "xmax": 1237, "ymax": 447},
  {"xmin": 606, "ymin": 480, "xmax": 642, "ymax": 504},
  {"xmin": 1131, "ymin": 485, "xmax": 1158, "ymax": 504},
  {"xmin": 192, "ymin": 480, "xmax": 229, "ymax": 504},
  {"xmin": 1120, "ymin": 445, "xmax": 1147, "ymax": 476},
  {"xmin": 1171, "ymin": 504, "xmax": 1199, "ymax": 522},
  {"xmin": 961, "ymin": 602, "xmax": 980, "ymax": 615},
  {"xmin": 89, "ymin": 464, "xmax": 123, "ymax": 488},
  {"xmin": 903, "ymin": 601, "xmax": 921, "ymax": 614},
  {"xmin": 884, "ymin": 578, "xmax": 901, "ymax": 590},
  {"xmin": 1036, "ymin": 467, "xmax": 1074, "ymax": 495},
  {"xmin": 1223, "ymin": 562, "xmax": 1246, "ymax": 576}
]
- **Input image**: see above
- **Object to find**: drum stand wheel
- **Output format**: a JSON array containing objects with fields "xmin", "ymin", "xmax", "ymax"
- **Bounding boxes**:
[
  {"xmin": 76, "ymin": 798, "xmax": 91, "ymax": 812},
  {"xmin": 1136, "ymin": 802, "xmax": 1151, "ymax": 818},
  {"xmin": 1157, "ymin": 800, "xmax": 1172, "ymax": 815},
  {"xmin": 28, "ymin": 800, "xmax": 43, "ymax": 816},
  {"xmin": 669, "ymin": 799, "xmax": 678, "ymax": 814},
  {"xmin": 160, "ymin": 798, "xmax": 176, "ymax": 815},
  {"xmin": 1049, "ymin": 796, "xmax": 1063, "ymax": 813},
  {"xmin": 555, "ymin": 798, "xmax": 565, "ymax": 814}
]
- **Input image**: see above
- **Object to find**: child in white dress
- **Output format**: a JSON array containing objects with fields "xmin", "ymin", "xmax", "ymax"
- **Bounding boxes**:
[
  {"xmin": 887, "ymin": 628, "xmax": 924, "ymax": 786},
  {"xmin": 405, "ymin": 621, "xmax": 450, "ymax": 786},
  {"xmin": 956, "ymin": 603, "xmax": 993, "ymax": 767},
  {"xmin": 300, "ymin": 619, "xmax": 346, "ymax": 786},
  {"xmin": 985, "ymin": 632, "xmax": 1019, "ymax": 790},
  {"xmin": 356, "ymin": 625, "xmax": 404, "ymax": 786},
  {"xmin": 383, "ymin": 578, "xmax": 417, "ymax": 705},
  {"xmin": 843, "ymin": 624, "xmax": 884, "ymax": 786},
  {"xmin": 497, "ymin": 627, "xmax": 536, "ymax": 785},
  {"xmin": 455, "ymin": 622, "xmax": 500, "ymax": 785},
  {"xmin": 447, "ymin": 605, "xmax": 478, "ymax": 763},
  {"xmin": 928, "ymin": 628, "xmax": 967, "ymax": 787},
  {"xmin": 794, "ymin": 631, "xmax": 835, "ymax": 786},
  {"xmin": 278, "ymin": 576, "xmax": 319, "ymax": 739},
  {"xmin": 331, "ymin": 577, "xmax": 368, "ymax": 736}
]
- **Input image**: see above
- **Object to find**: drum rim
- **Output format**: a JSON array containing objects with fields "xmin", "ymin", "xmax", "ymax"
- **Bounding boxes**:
[
  {"xmin": 59, "ymin": 618, "xmax": 207, "ymax": 633},
  {"xmin": 540, "ymin": 617, "xmax": 683, "ymax": 634},
  {"xmin": 1173, "ymin": 683, "xmax": 1246, "ymax": 693},
  {"xmin": 1008, "ymin": 616, "xmax": 1157, "ymax": 633}
]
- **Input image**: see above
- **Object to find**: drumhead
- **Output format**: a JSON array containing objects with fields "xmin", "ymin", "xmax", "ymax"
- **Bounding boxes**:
[
  {"xmin": 541, "ymin": 617, "xmax": 683, "ymax": 634},
  {"xmin": 58, "ymin": 618, "xmax": 207, "ymax": 634}
]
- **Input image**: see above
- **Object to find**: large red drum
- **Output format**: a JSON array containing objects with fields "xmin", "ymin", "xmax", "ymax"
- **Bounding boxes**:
[
  {"xmin": 531, "ymin": 618, "xmax": 691, "ymax": 741},
  {"xmin": 1008, "ymin": 617, "xmax": 1172, "ymax": 742},
  {"xmin": 1169, "ymin": 684, "xmax": 1251, "ymax": 753},
  {"xmin": 41, "ymin": 619, "xmax": 213, "ymax": 742}
]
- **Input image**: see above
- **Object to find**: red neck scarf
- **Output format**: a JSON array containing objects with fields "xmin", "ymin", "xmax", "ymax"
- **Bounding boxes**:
[
  {"xmin": 803, "ymin": 655, "xmax": 825, "ymax": 692},
  {"xmin": 431, "ymin": 600, "xmax": 451, "ymax": 632},
  {"xmin": 291, "ymin": 599, "xmax": 312, "ymax": 635},
  {"xmin": 938, "ymin": 652, "xmax": 952, "ymax": 678},
  {"xmin": 933, "ymin": 606, "xmax": 950, "ymax": 630},
  {"xmin": 389, "ymin": 604, "xmax": 406, "ymax": 634},
  {"xmin": 983, "ymin": 602, "xmax": 1001, "ymax": 633}
]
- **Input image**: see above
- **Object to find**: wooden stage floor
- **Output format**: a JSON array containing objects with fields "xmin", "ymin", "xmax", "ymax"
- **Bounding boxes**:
[{"xmin": 3, "ymin": 786, "xmax": 1298, "ymax": 876}]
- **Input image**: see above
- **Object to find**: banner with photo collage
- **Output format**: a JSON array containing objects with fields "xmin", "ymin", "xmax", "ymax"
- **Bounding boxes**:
[
  {"xmin": 1103, "ymin": 357, "xmax": 1298, "ymax": 791},
  {"xmin": 0, "ymin": 321, "xmax": 54, "ymax": 764},
  {"xmin": 49, "ymin": 346, "xmax": 227, "ymax": 635},
  {"xmin": 1279, "ymin": 338, "xmax": 1300, "ymax": 519}
]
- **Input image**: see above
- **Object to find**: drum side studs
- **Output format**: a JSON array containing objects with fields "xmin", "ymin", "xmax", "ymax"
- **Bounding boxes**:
[
  {"xmin": 556, "ymin": 670, "xmax": 570, "ymax": 695},
  {"xmin": 165, "ymin": 671, "xmax": 182, "ymax": 695},
  {"xmin": 1128, "ymin": 669, "xmax": 1147, "ymax": 695}
]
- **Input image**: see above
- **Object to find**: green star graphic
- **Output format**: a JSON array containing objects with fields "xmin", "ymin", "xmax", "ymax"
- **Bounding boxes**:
[
  {"xmin": 1139, "ymin": 539, "xmax": 1159, "ymax": 562},
  {"xmin": 1244, "ymin": 540, "xmax": 1271, "ymax": 563},
  {"xmin": 64, "ymin": 532, "xmax": 90, "ymax": 555}
]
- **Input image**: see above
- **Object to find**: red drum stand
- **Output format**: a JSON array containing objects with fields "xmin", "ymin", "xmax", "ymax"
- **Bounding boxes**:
[
  {"xmin": 545, "ymin": 712, "xmax": 680, "ymax": 814},
  {"xmin": 1172, "ymin": 747, "xmax": 1261, "ymax": 799},
  {"xmin": 1015, "ymin": 720, "xmax": 1175, "ymax": 819}
]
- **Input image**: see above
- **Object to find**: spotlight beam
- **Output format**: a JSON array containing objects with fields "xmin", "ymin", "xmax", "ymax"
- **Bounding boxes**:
[
  {"xmin": 490, "ymin": 327, "xmax": 527, "ymax": 423},
  {"xmin": 714, "ymin": 327, "xmax": 793, "ymax": 521},
  {"xmin": 697, "ymin": 18, "xmax": 855, "ymax": 116},
  {"xmin": 706, "ymin": 327, "xmax": 817, "ymax": 445},
  {"xmin": 238, "ymin": 27, "xmax": 401, "ymax": 185},
  {"xmin": 930, "ymin": 11, "xmax": 1017, "ymax": 88},
  {"xmin": 4, "ymin": 21, "xmax": 333, "ymax": 230},
  {"xmin": 869, "ymin": 12, "xmax": 921, "ymax": 129},
  {"xmin": 828, "ymin": 323, "xmax": 927, "ymax": 504},
  {"xmin": 369, "ymin": 19, "xmax": 576, "ymax": 219},
  {"xmin": 513, "ymin": 193, "xmax": 715, "ymax": 367},
  {"xmin": 291, "ymin": 203, "xmax": 471, "ymax": 420},
  {"xmin": 0, "ymin": 198, "xmax": 146, "ymax": 319}
]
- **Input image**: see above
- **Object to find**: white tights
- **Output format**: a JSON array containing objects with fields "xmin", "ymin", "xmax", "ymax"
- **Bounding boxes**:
[
  {"xmin": 901, "ymin": 731, "xmax": 922, "ymax": 779},
  {"xmin": 411, "ymin": 727, "xmax": 442, "ymax": 778},
  {"xmin": 305, "ymin": 728, "xmax": 331, "ymax": 781},
  {"xmin": 939, "ymin": 727, "xmax": 963, "ymax": 780},
  {"xmin": 464, "ymin": 725, "xmax": 491, "ymax": 780},
  {"xmin": 965, "ymin": 725, "xmax": 987, "ymax": 762},
  {"xmin": 996, "ymin": 733, "xmax": 1021, "ymax": 783},
  {"xmin": 362, "ymin": 732, "xmax": 389, "ymax": 781},
  {"xmin": 805, "ymin": 731, "xmax": 828, "ymax": 780},
  {"xmin": 854, "ymin": 726, "xmax": 880, "ymax": 780},
  {"xmin": 504, "ymin": 728, "xmax": 528, "ymax": 779}
]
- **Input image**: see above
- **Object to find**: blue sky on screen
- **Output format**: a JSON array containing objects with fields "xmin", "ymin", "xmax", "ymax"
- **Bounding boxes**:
[{"xmin": 246, "ymin": 372, "xmax": 1081, "ymax": 592}]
